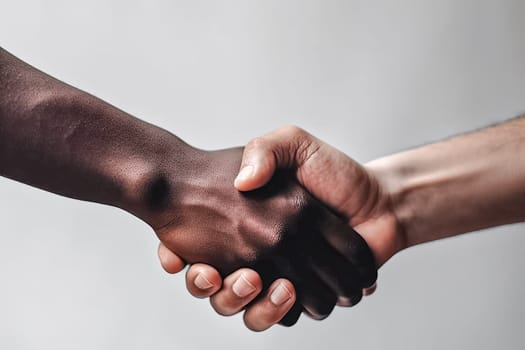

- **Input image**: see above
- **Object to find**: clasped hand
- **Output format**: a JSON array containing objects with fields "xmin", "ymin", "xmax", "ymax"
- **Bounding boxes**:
[{"xmin": 154, "ymin": 126, "xmax": 403, "ymax": 331}]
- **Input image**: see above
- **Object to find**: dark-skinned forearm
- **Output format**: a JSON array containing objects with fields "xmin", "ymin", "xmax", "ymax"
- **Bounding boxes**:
[{"xmin": 0, "ymin": 48, "xmax": 198, "ymax": 227}]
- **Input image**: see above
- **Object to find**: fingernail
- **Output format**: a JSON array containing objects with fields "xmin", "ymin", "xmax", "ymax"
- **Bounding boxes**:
[
  {"xmin": 270, "ymin": 283, "xmax": 292, "ymax": 306},
  {"xmin": 232, "ymin": 274, "xmax": 256, "ymax": 298},
  {"xmin": 194, "ymin": 273, "xmax": 213, "ymax": 290},
  {"xmin": 234, "ymin": 165, "xmax": 254, "ymax": 185}
]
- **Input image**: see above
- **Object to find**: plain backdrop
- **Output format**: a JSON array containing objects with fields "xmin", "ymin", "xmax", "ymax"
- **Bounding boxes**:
[{"xmin": 1, "ymin": 1, "xmax": 525, "ymax": 349}]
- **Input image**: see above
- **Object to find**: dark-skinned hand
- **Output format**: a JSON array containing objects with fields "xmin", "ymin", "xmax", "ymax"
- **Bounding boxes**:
[
  {"xmin": 149, "ymin": 147, "xmax": 377, "ymax": 325},
  {"xmin": 159, "ymin": 127, "xmax": 403, "ymax": 331}
]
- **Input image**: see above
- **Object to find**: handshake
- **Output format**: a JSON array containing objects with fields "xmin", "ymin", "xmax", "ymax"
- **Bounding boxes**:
[
  {"xmin": 2, "ymin": 48, "xmax": 394, "ymax": 331},
  {"xmin": 150, "ymin": 126, "xmax": 397, "ymax": 331},
  {"xmin": 2, "ymin": 48, "xmax": 524, "ymax": 333}
]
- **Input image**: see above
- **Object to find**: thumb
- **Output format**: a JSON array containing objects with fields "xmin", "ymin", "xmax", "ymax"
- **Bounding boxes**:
[
  {"xmin": 234, "ymin": 139, "xmax": 277, "ymax": 191},
  {"xmin": 234, "ymin": 126, "xmax": 315, "ymax": 191}
]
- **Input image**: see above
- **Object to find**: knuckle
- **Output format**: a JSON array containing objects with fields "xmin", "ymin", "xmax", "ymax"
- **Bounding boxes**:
[
  {"xmin": 364, "ymin": 283, "xmax": 377, "ymax": 296},
  {"xmin": 238, "ymin": 246, "xmax": 259, "ymax": 265},
  {"xmin": 351, "ymin": 293, "xmax": 363, "ymax": 306},
  {"xmin": 278, "ymin": 302, "xmax": 302, "ymax": 327},
  {"xmin": 305, "ymin": 300, "xmax": 336, "ymax": 320},
  {"xmin": 258, "ymin": 220, "xmax": 290, "ymax": 251},
  {"xmin": 278, "ymin": 125, "xmax": 306, "ymax": 138},
  {"xmin": 246, "ymin": 136, "xmax": 268, "ymax": 152},
  {"xmin": 351, "ymin": 242, "xmax": 378, "ymax": 287},
  {"xmin": 362, "ymin": 267, "xmax": 378, "ymax": 288},
  {"xmin": 294, "ymin": 188, "xmax": 311, "ymax": 209},
  {"xmin": 268, "ymin": 224, "xmax": 287, "ymax": 245},
  {"xmin": 286, "ymin": 187, "xmax": 314, "ymax": 218}
]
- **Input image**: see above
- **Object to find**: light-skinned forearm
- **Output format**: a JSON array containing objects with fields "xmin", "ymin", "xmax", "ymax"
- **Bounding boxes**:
[{"xmin": 367, "ymin": 117, "xmax": 525, "ymax": 248}]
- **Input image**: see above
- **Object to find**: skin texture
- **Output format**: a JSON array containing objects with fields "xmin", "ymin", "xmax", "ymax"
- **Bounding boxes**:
[
  {"xmin": 161, "ymin": 119, "xmax": 525, "ymax": 331},
  {"xmin": 160, "ymin": 126, "xmax": 401, "ymax": 330},
  {"xmin": 0, "ymin": 48, "xmax": 377, "ymax": 327},
  {"xmin": 153, "ymin": 147, "xmax": 378, "ymax": 322}
]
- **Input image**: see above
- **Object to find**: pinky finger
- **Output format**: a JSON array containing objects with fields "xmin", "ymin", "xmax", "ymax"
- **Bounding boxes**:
[
  {"xmin": 243, "ymin": 279, "xmax": 296, "ymax": 332},
  {"xmin": 363, "ymin": 282, "xmax": 377, "ymax": 296}
]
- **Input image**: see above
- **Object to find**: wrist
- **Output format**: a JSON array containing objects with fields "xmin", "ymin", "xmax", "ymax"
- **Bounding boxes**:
[
  {"xmin": 366, "ymin": 118, "xmax": 525, "ymax": 262},
  {"xmin": 118, "ymin": 138, "xmax": 205, "ymax": 228},
  {"xmin": 364, "ymin": 153, "xmax": 414, "ymax": 254},
  {"xmin": 354, "ymin": 156, "xmax": 408, "ymax": 266},
  {"xmin": 366, "ymin": 144, "xmax": 473, "ymax": 250},
  {"xmin": 368, "ymin": 150, "xmax": 430, "ymax": 252},
  {"xmin": 57, "ymin": 91, "xmax": 204, "ymax": 225}
]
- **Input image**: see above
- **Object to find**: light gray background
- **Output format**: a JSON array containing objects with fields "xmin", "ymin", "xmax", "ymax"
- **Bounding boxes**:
[{"xmin": 1, "ymin": 1, "xmax": 525, "ymax": 349}]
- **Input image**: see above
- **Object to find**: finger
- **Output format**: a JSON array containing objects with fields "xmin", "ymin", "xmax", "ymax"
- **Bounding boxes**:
[
  {"xmin": 250, "ymin": 259, "xmax": 303, "ymax": 327},
  {"xmin": 278, "ymin": 300, "xmax": 302, "ymax": 327},
  {"xmin": 363, "ymin": 282, "xmax": 377, "ymax": 296},
  {"xmin": 234, "ymin": 125, "xmax": 318, "ymax": 191},
  {"xmin": 158, "ymin": 242, "xmax": 186, "ymax": 274},
  {"xmin": 321, "ymin": 215, "xmax": 378, "ymax": 288},
  {"xmin": 284, "ymin": 252, "xmax": 337, "ymax": 320},
  {"xmin": 209, "ymin": 268, "xmax": 263, "ymax": 316},
  {"xmin": 265, "ymin": 241, "xmax": 336, "ymax": 320},
  {"xmin": 306, "ymin": 235, "xmax": 364, "ymax": 307},
  {"xmin": 185, "ymin": 263, "xmax": 222, "ymax": 298},
  {"xmin": 243, "ymin": 279, "xmax": 296, "ymax": 332}
]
